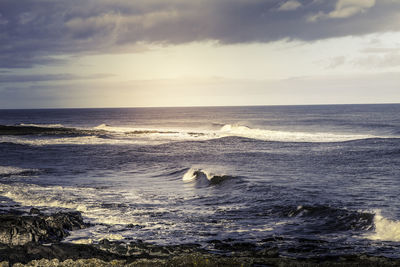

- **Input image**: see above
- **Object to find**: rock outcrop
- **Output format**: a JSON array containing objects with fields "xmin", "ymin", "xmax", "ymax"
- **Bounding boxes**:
[
  {"xmin": 1, "ymin": 209, "xmax": 400, "ymax": 266},
  {"xmin": 0, "ymin": 209, "xmax": 88, "ymax": 246}
]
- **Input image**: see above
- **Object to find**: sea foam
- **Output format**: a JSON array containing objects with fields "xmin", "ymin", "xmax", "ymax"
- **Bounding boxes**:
[
  {"xmin": 0, "ymin": 122, "xmax": 392, "ymax": 146},
  {"xmin": 182, "ymin": 167, "xmax": 234, "ymax": 186},
  {"xmin": 0, "ymin": 183, "xmax": 139, "ymax": 225},
  {"xmin": 367, "ymin": 211, "xmax": 400, "ymax": 242},
  {"xmin": 0, "ymin": 166, "xmax": 38, "ymax": 177},
  {"xmin": 19, "ymin": 123, "xmax": 65, "ymax": 128},
  {"xmin": 220, "ymin": 124, "xmax": 378, "ymax": 143}
]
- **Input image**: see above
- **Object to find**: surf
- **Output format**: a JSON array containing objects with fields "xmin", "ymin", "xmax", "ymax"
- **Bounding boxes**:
[
  {"xmin": 182, "ymin": 167, "xmax": 236, "ymax": 186},
  {"xmin": 219, "ymin": 124, "xmax": 384, "ymax": 143},
  {"xmin": 366, "ymin": 210, "xmax": 400, "ymax": 242}
]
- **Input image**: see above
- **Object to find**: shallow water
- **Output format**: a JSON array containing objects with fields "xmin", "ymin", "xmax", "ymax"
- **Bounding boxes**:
[{"xmin": 1, "ymin": 104, "xmax": 400, "ymax": 257}]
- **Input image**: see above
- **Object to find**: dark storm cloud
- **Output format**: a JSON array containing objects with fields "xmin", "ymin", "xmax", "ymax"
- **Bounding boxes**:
[{"xmin": 1, "ymin": 0, "xmax": 399, "ymax": 68}]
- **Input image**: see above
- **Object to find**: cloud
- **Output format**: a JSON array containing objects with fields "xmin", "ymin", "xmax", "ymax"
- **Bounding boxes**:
[
  {"xmin": 0, "ymin": 0, "xmax": 400, "ymax": 68},
  {"xmin": 0, "ymin": 73, "xmax": 115, "ymax": 83},
  {"xmin": 354, "ymin": 53, "xmax": 400, "ymax": 68},
  {"xmin": 308, "ymin": 0, "xmax": 376, "ymax": 21},
  {"xmin": 326, "ymin": 56, "xmax": 346, "ymax": 69},
  {"xmin": 353, "ymin": 42, "xmax": 400, "ymax": 68},
  {"xmin": 278, "ymin": 1, "xmax": 302, "ymax": 11}
]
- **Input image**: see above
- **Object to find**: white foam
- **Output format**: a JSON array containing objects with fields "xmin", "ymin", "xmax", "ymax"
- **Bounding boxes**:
[
  {"xmin": 182, "ymin": 168, "xmax": 198, "ymax": 181},
  {"xmin": 2, "ymin": 123, "xmax": 391, "ymax": 146},
  {"xmin": 0, "ymin": 136, "xmax": 162, "ymax": 146},
  {"xmin": 182, "ymin": 167, "xmax": 226, "ymax": 182},
  {"xmin": 19, "ymin": 123, "xmax": 64, "ymax": 128},
  {"xmin": 220, "ymin": 124, "xmax": 378, "ymax": 142},
  {"xmin": 367, "ymin": 211, "xmax": 400, "ymax": 242},
  {"xmin": 94, "ymin": 124, "xmax": 135, "ymax": 133},
  {"xmin": 0, "ymin": 166, "xmax": 37, "ymax": 176},
  {"xmin": 0, "ymin": 183, "xmax": 138, "ymax": 225},
  {"xmin": 63, "ymin": 225, "xmax": 125, "ymax": 244},
  {"xmin": 94, "ymin": 124, "xmax": 183, "ymax": 134}
]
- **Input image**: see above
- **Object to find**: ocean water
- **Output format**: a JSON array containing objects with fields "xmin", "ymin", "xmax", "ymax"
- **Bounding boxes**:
[{"xmin": 1, "ymin": 104, "xmax": 400, "ymax": 258}]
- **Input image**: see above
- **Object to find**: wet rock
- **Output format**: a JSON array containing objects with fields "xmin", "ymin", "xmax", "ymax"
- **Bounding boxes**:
[
  {"xmin": 96, "ymin": 241, "xmax": 201, "ymax": 258},
  {"xmin": 0, "ymin": 210, "xmax": 88, "ymax": 246},
  {"xmin": 208, "ymin": 240, "xmax": 233, "ymax": 251},
  {"xmin": 2, "ymin": 240, "xmax": 400, "ymax": 266},
  {"xmin": 256, "ymin": 247, "xmax": 279, "ymax": 257},
  {"xmin": 2, "ymin": 211, "xmax": 400, "ymax": 266},
  {"xmin": 29, "ymin": 208, "xmax": 41, "ymax": 215}
]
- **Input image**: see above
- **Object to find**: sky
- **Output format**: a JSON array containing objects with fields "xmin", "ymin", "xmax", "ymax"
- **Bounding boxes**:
[{"xmin": 0, "ymin": 0, "xmax": 400, "ymax": 108}]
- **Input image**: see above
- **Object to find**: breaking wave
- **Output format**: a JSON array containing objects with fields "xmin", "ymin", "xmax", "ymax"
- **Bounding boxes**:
[
  {"xmin": 0, "ymin": 183, "xmax": 139, "ymax": 225},
  {"xmin": 0, "ymin": 123, "xmax": 395, "ymax": 146},
  {"xmin": 219, "ymin": 124, "xmax": 381, "ymax": 143},
  {"xmin": 0, "ymin": 166, "xmax": 39, "ymax": 177},
  {"xmin": 367, "ymin": 211, "xmax": 400, "ymax": 242},
  {"xmin": 18, "ymin": 123, "xmax": 65, "ymax": 128},
  {"xmin": 182, "ymin": 167, "xmax": 235, "ymax": 185},
  {"xmin": 279, "ymin": 206, "xmax": 400, "ymax": 241},
  {"xmin": 0, "ymin": 124, "xmax": 104, "ymax": 137},
  {"xmin": 282, "ymin": 205, "xmax": 374, "ymax": 232},
  {"xmin": 0, "ymin": 135, "xmax": 157, "ymax": 146}
]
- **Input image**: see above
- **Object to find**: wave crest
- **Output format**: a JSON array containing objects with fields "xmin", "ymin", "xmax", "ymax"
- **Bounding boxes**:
[
  {"xmin": 0, "ymin": 124, "xmax": 104, "ymax": 137},
  {"xmin": 182, "ymin": 168, "xmax": 234, "ymax": 185},
  {"xmin": 0, "ymin": 166, "xmax": 39, "ymax": 177},
  {"xmin": 19, "ymin": 123, "xmax": 64, "ymax": 128},
  {"xmin": 0, "ymin": 122, "xmax": 392, "ymax": 146},
  {"xmin": 283, "ymin": 205, "xmax": 374, "ymax": 232},
  {"xmin": 220, "ymin": 124, "xmax": 378, "ymax": 143}
]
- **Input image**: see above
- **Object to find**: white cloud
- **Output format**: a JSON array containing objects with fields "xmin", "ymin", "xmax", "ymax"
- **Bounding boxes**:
[
  {"xmin": 308, "ymin": 0, "xmax": 376, "ymax": 21},
  {"xmin": 326, "ymin": 56, "xmax": 346, "ymax": 69},
  {"xmin": 278, "ymin": 0, "xmax": 302, "ymax": 11},
  {"xmin": 354, "ymin": 52, "xmax": 400, "ymax": 68}
]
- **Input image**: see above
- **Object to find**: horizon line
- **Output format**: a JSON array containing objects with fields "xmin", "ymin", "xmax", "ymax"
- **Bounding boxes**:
[{"xmin": 1, "ymin": 102, "xmax": 400, "ymax": 110}]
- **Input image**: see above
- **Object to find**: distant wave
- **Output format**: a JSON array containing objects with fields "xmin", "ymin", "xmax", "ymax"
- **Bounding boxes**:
[
  {"xmin": 95, "ymin": 123, "xmax": 199, "ymax": 136},
  {"xmin": 19, "ymin": 123, "xmax": 65, "ymax": 128},
  {"xmin": 0, "ymin": 124, "xmax": 105, "ymax": 137},
  {"xmin": 0, "ymin": 166, "xmax": 39, "ymax": 178},
  {"xmin": 0, "ymin": 123, "xmax": 397, "ymax": 146},
  {"xmin": 219, "ymin": 124, "xmax": 382, "ymax": 143},
  {"xmin": 183, "ymin": 167, "xmax": 235, "ymax": 185},
  {"xmin": 0, "ymin": 135, "xmax": 156, "ymax": 146}
]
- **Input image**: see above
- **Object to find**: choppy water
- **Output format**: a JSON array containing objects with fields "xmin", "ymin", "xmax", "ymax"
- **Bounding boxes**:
[{"xmin": 1, "ymin": 104, "xmax": 400, "ymax": 258}]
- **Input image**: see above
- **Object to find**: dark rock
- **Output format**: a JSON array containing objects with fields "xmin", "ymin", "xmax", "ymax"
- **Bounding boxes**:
[
  {"xmin": 209, "ymin": 240, "xmax": 233, "ymax": 251},
  {"xmin": 256, "ymin": 247, "xmax": 279, "ymax": 257},
  {"xmin": 0, "ymin": 210, "xmax": 88, "ymax": 246},
  {"xmin": 2, "ymin": 239, "xmax": 400, "ymax": 266},
  {"xmin": 2, "ymin": 211, "xmax": 400, "ymax": 266},
  {"xmin": 0, "ymin": 242, "xmax": 124, "ymax": 265},
  {"xmin": 29, "ymin": 208, "xmax": 41, "ymax": 215}
]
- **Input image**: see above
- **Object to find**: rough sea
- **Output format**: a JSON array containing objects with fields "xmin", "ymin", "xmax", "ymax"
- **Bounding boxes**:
[{"xmin": 1, "ymin": 104, "xmax": 400, "ymax": 258}]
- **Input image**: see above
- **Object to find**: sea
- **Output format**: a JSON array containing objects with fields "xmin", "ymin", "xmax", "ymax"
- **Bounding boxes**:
[{"xmin": 1, "ymin": 104, "xmax": 400, "ymax": 258}]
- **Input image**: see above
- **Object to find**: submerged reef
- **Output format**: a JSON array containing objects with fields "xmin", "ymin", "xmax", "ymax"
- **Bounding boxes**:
[{"xmin": 0, "ymin": 209, "xmax": 400, "ymax": 266}]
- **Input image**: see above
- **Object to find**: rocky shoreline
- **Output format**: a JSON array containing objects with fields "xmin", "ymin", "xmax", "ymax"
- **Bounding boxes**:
[{"xmin": 1, "ymin": 209, "xmax": 400, "ymax": 266}]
